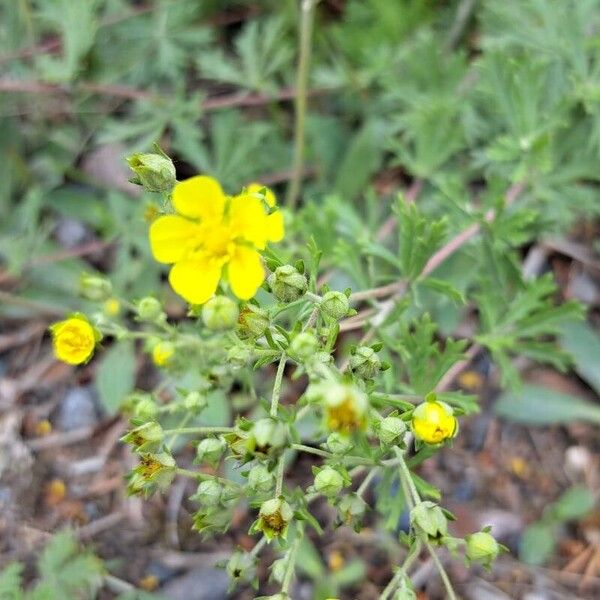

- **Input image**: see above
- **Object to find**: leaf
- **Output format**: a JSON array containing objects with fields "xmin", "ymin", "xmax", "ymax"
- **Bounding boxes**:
[
  {"xmin": 519, "ymin": 522, "xmax": 555, "ymax": 566},
  {"xmin": 296, "ymin": 538, "xmax": 325, "ymax": 580},
  {"xmin": 560, "ymin": 321, "xmax": 600, "ymax": 395},
  {"xmin": 0, "ymin": 563, "xmax": 23, "ymax": 600},
  {"xmin": 331, "ymin": 559, "xmax": 366, "ymax": 587},
  {"xmin": 95, "ymin": 341, "xmax": 137, "ymax": 413},
  {"xmin": 495, "ymin": 384, "xmax": 600, "ymax": 425},
  {"xmin": 419, "ymin": 277, "xmax": 466, "ymax": 305},
  {"xmin": 549, "ymin": 486, "xmax": 596, "ymax": 522}
]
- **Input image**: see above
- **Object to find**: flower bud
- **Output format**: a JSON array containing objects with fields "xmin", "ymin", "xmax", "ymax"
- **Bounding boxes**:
[
  {"xmin": 152, "ymin": 341, "xmax": 175, "ymax": 367},
  {"xmin": 465, "ymin": 530, "xmax": 501, "ymax": 568},
  {"xmin": 227, "ymin": 345, "xmax": 251, "ymax": 368},
  {"xmin": 251, "ymin": 418, "xmax": 287, "ymax": 455},
  {"xmin": 122, "ymin": 421, "xmax": 163, "ymax": 453},
  {"xmin": 196, "ymin": 437, "xmax": 225, "ymax": 465},
  {"xmin": 79, "ymin": 273, "xmax": 112, "ymax": 301},
  {"xmin": 338, "ymin": 493, "xmax": 367, "ymax": 530},
  {"xmin": 237, "ymin": 305, "xmax": 270, "ymax": 339},
  {"xmin": 193, "ymin": 479, "xmax": 222, "ymax": 507},
  {"xmin": 128, "ymin": 452, "xmax": 176, "ymax": 497},
  {"xmin": 411, "ymin": 399, "xmax": 457, "ymax": 445},
  {"xmin": 125, "ymin": 393, "xmax": 158, "ymax": 420},
  {"xmin": 254, "ymin": 497, "xmax": 293, "ymax": 540},
  {"xmin": 268, "ymin": 265, "xmax": 307, "ymax": 303},
  {"xmin": 289, "ymin": 331, "xmax": 319, "ymax": 361},
  {"xmin": 247, "ymin": 464, "xmax": 275, "ymax": 494},
  {"xmin": 103, "ymin": 298, "xmax": 121, "ymax": 317},
  {"xmin": 325, "ymin": 432, "xmax": 353, "ymax": 454},
  {"xmin": 314, "ymin": 466, "xmax": 344, "ymax": 498},
  {"xmin": 127, "ymin": 152, "xmax": 176, "ymax": 193},
  {"xmin": 201, "ymin": 296, "xmax": 239, "ymax": 331},
  {"xmin": 349, "ymin": 346, "xmax": 381, "ymax": 379},
  {"xmin": 226, "ymin": 549, "xmax": 257, "ymax": 584},
  {"xmin": 320, "ymin": 291, "xmax": 350, "ymax": 320},
  {"xmin": 183, "ymin": 391, "xmax": 208, "ymax": 413},
  {"xmin": 378, "ymin": 416, "xmax": 407, "ymax": 446},
  {"xmin": 137, "ymin": 297, "xmax": 164, "ymax": 322},
  {"xmin": 410, "ymin": 501, "xmax": 448, "ymax": 542}
]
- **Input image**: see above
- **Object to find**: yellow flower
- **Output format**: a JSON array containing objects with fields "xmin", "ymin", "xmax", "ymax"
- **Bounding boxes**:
[
  {"xmin": 103, "ymin": 297, "xmax": 121, "ymax": 316},
  {"xmin": 323, "ymin": 383, "xmax": 368, "ymax": 434},
  {"xmin": 152, "ymin": 341, "xmax": 175, "ymax": 366},
  {"xmin": 411, "ymin": 400, "xmax": 457, "ymax": 444},
  {"xmin": 50, "ymin": 315, "xmax": 99, "ymax": 365},
  {"xmin": 149, "ymin": 176, "xmax": 284, "ymax": 305}
]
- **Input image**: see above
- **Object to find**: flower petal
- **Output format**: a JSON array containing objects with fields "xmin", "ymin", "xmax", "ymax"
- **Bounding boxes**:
[
  {"xmin": 172, "ymin": 175, "xmax": 226, "ymax": 220},
  {"xmin": 229, "ymin": 193, "xmax": 269, "ymax": 249},
  {"xmin": 149, "ymin": 215, "xmax": 198, "ymax": 264},
  {"xmin": 228, "ymin": 246, "xmax": 264, "ymax": 300},
  {"xmin": 247, "ymin": 182, "xmax": 277, "ymax": 207},
  {"xmin": 168, "ymin": 259, "xmax": 221, "ymax": 305},
  {"xmin": 265, "ymin": 210, "xmax": 284, "ymax": 242}
]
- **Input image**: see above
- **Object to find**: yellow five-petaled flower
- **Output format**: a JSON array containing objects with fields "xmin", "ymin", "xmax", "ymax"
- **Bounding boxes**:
[
  {"xmin": 50, "ymin": 314, "xmax": 100, "ymax": 365},
  {"xmin": 411, "ymin": 399, "xmax": 458, "ymax": 444},
  {"xmin": 149, "ymin": 177, "xmax": 284, "ymax": 305}
]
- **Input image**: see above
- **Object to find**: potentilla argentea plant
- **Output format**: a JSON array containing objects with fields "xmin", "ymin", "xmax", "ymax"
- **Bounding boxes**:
[{"xmin": 50, "ymin": 151, "xmax": 583, "ymax": 600}]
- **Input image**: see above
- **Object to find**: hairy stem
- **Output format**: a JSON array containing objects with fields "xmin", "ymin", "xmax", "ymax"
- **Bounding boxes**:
[{"xmin": 270, "ymin": 353, "xmax": 287, "ymax": 417}]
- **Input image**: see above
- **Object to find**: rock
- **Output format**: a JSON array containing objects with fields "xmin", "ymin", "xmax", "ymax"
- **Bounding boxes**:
[
  {"xmin": 54, "ymin": 217, "xmax": 93, "ymax": 249},
  {"xmin": 55, "ymin": 386, "xmax": 99, "ymax": 431},
  {"xmin": 161, "ymin": 567, "xmax": 229, "ymax": 600}
]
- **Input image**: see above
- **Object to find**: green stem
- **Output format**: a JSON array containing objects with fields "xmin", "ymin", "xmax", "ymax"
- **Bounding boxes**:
[
  {"xmin": 426, "ymin": 540, "xmax": 458, "ymax": 600},
  {"xmin": 163, "ymin": 426, "xmax": 233, "ymax": 436},
  {"xmin": 270, "ymin": 353, "xmax": 287, "ymax": 417},
  {"xmin": 356, "ymin": 467, "xmax": 379, "ymax": 498},
  {"xmin": 281, "ymin": 528, "xmax": 304, "ymax": 594},
  {"xmin": 275, "ymin": 453, "xmax": 285, "ymax": 497},
  {"xmin": 286, "ymin": 0, "xmax": 318, "ymax": 209},
  {"xmin": 379, "ymin": 540, "xmax": 422, "ymax": 600},
  {"xmin": 394, "ymin": 447, "xmax": 420, "ymax": 506},
  {"xmin": 176, "ymin": 468, "xmax": 241, "ymax": 489}
]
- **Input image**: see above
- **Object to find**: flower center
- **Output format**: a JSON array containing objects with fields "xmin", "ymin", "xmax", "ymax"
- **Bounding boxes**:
[
  {"xmin": 326, "ymin": 396, "xmax": 365, "ymax": 434},
  {"xmin": 187, "ymin": 222, "xmax": 237, "ymax": 265}
]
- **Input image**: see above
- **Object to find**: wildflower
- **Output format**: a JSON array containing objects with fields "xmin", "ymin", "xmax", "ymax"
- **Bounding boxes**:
[
  {"xmin": 103, "ymin": 297, "xmax": 121, "ymax": 317},
  {"xmin": 309, "ymin": 382, "xmax": 368, "ymax": 434},
  {"xmin": 50, "ymin": 314, "xmax": 100, "ymax": 365},
  {"xmin": 152, "ymin": 341, "xmax": 175, "ymax": 367},
  {"xmin": 149, "ymin": 176, "xmax": 284, "ymax": 305},
  {"xmin": 122, "ymin": 422, "xmax": 164, "ymax": 453},
  {"xmin": 253, "ymin": 497, "xmax": 293, "ymax": 540},
  {"xmin": 411, "ymin": 399, "xmax": 457, "ymax": 445},
  {"xmin": 127, "ymin": 452, "xmax": 176, "ymax": 496}
]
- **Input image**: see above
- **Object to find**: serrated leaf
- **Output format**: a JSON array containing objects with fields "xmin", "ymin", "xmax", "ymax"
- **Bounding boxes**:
[
  {"xmin": 495, "ymin": 384, "xmax": 600, "ymax": 425},
  {"xmin": 95, "ymin": 341, "xmax": 137, "ymax": 413},
  {"xmin": 419, "ymin": 277, "xmax": 465, "ymax": 304}
]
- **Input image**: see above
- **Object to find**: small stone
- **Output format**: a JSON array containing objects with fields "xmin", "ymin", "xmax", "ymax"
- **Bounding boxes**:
[
  {"xmin": 56, "ymin": 386, "xmax": 99, "ymax": 431},
  {"xmin": 162, "ymin": 567, "xmax": 229, "ymax": 600}
]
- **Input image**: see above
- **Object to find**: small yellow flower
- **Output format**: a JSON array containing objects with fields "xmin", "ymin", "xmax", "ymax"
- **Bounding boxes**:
[
  {"xmin": 152, "ymin": 341, "xmax": 175, "ymax": 366},
  {"xmin": 149, "ymin": 176, "xmax": 284, "ymax": 305},
  {"xmin": 411, "ymin": 400, "xmax": 457, "ymax": 444},
  {"xmin": 103, "ymin": 297, "xmax": 121, "ymax": 316},
  {"xmin": 49, "ymin": 314, "xmax": 99, "ymax": 365},
  {"xmin": 322, "ymin": 383, "xmax": 368, "ymax": 434}
]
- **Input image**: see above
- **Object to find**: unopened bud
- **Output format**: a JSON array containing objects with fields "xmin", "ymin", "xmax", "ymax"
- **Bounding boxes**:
[
  {"xmin": 237, "ymin": 305, "xmax": 269, "ymax": 339},
  {"xmin": 410, "ymin": 501, "xmax": 448, "ymax": 542},
  {"xmin": 202, "ymin": 296, "xmax": 239, "ymax": 331},
  {"xmin": 325, "ymin": 432, "xmax": 353, "ymax": 454},
  {"xmin": 268, "ymin": 265, "xmax": 307, "ymax": 303},
  {"xmin": 320, "ymin": 291, "xmax": 349, "ymax": 320},
  {"xmin": 247, "ymin": 464, "xmax": 274, "ymax": 494},
  {"xmin": 465, "ymin": 530, "xmax": 501, "ymax": 568},
  {"xmin": 227, "ymin": 345, "xmax": 251, "ymax": 368},
  {"xmin": 349, "ymin": 346, "xmax": 381, "ymax": 379},
  {"xmin": 289, "ymin": 331, "xmax": 319, "ymax": 361},
  {"xmin": 127, "ymin": 152, "xmax": 176, "ymax": 193},
  {"xmin": 183, "ymin": 391, "xmax": 208, "ymax": 413},
  {"xmin": 196, "ymin": 437, "xmax": 225, "ymax": 465},
  {"xmin": 378, "ymin": 416, "xmax": 407, "ymax": 446},
  {"xmin": 314, "ymin": 466, "xmax": 344, "ymax": 498},
  {"xmin": 193, "ymin": 479, "xmax": 222, "ymax": 507},
  {"xmin": 79, "ymin": 273, "xmax": 112, "ymax": 301},
  {"xmin": 137, "ymin": 297, "xmax": 164, "ymax": 322}
]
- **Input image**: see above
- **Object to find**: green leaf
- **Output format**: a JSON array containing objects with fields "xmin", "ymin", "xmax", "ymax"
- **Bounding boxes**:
[
  {"xmin": 95, "ymin": 341, "xmax": 137, "ymax": 413},
  {"xmin": 330, "ymin": 559, "xmax": 366, "ymax": 587},
  {"xmin": 519, "ymin": 522, "xmax": 555, "ymax": 566},
  {"xmin": 560, "ymin": 321, "xmax": 600, "ymax": 395},
  {"xmin": 495, "ymin": 384, "xmax": 600, "ymax": 425},
  {"xmin": 296, "ymin": 538, "xmax": 325, "ymax": 580},
  {"xmin": 419, "ymin": 277, "xmax": 466, "ymax": 305},
  {"xmin": 549, "ymin": 486, "xmax": 596, "ymax": 522},
  {"xmin": 0, "ymin": 563, "xmax": 23, "ymax": 600}
]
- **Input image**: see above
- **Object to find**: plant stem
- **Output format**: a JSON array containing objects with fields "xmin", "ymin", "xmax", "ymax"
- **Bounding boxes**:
[
  {"xmin": 379, "ymin": 539, "xmax": 422, "ymax": 600},
  {"xmin": 275, "ymin": 453, "xmax": 285, "ymax": 497},
  {"xmin": 270, "ymin": 353, "xmax": 287, "ymax": 417},
  {"xmin": 281, "ymin": 528, "xmax": 304, "ymax": 594},
  {"xmin": 163, "ymin": 426, "xmax": 233, "ymax": 436},
  {"xmin": 395, "ymin": 447, "xmax": 420, "ymax": 507},
  {"xmin": 357, "ymin": 467, "xmax": 379, "ymax": 497},
  {"xmin": 286, "ymin": 0, "xmax": 318, "ymax": 209},
  {"xmin": 426, "ymin": 540, "xmax": 458, "ymax": 600},
  {"xmin": 176, "ymin": 468, "xmax": 241, "ymax": 489}
]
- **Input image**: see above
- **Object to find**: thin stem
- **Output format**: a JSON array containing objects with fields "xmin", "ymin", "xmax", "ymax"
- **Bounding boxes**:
[
  {"xmin": 357, "ymin": 466, "xmax": 379, "ymax": 498},
  {"xmin": 163, "ymin": 426, "xmax": 233, "ymax": 436},
  {"xmin": 249, "ymin": 536, "xmax": 268, "ymax": 558},
  {"xmin": 275, "ymin": 453, "xmax": 285, "ymax": 497},
  {"xmin": 426, "ymin": 541, "xmax": 458, "ymax": 600},
  {"xmin": 286, "ymin": 0, "xmax": 318, "ymax": 209},
  {"xmin": 166, "ymin": 412, "xmax": 192, "ymax": 450},
  {"xmin": 176, "ymin": 468, "xmax": 241, "ymax": 489},
  {"xmin": 395, "ymin": 448, "xmax": 420, "ymax": 507},
  {"xmin": 379, "ymin": 540, "xmax": 422, "ymax": 600},
  {"xmin": 270, "ymin": 353, "xmax": 287, "ymax": 417},
  {"xmin": 291, "ymin": 443, "xmax": 331, "ymax": 458},
  {"xmin": 281, "ymin": 528, "xmax": 303, "ymax": 594}
]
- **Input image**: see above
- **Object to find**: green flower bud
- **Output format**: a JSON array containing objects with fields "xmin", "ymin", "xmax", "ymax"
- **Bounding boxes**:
[
  {"xmin": 237, "ymin": 305, "xmax": 270, "ymax": 339},
  {"xmin": 128, "ymin": 452, "xmax": 176, "ymax": 497},
  {"xmin": 289, "ymin": 331, "xmax": 319, "ymax": 361},
  {"xmin": 338, "ymin": 493, "xmax": 367, "ymax": 530},
  {"xmin": 325, "ymin": 432, "xmax": 353, "ymax": 454},
  {"xmin": 226, "ymin": 549, "xmax": 257, "ymax": 584},
  {"xmin": 137, "ymin": 297, "xmax": 164, "ymax": 322},
  {"xmin": 410, "ymin": 501, "xmax": 448, "ymax": 542},
  {"xmin": 79, "ymin": 273, "xmax": 112, "ymax": 301},
  {"xmin": 320, "ymin": 291, "xmax": 350, "ymax": 320},
  {"xmin": 124, "ymin": 393, "xmax": 158, "ymax": 420},
  {"xmin": 127, "ymin": 152, "xmax": 176, "ymax": 193},
  {"xmin": 378, "ymin": 416, "xmax": 407, "ymax": 446},
  {"xmin": 254, "ymin": 497, "xmax": 293, "ymax": 540},
  {"xmin": 314, "ymin": 466, "xmax": 344, "ymax": 498},
  {"xmin": 227, "ymin": 345, "xmax": 251, "ymax": 368},
  {"xmin": 268, "ymin": 264, "xmax": 308, "ymax": 303},
  {"xmin": 465, "ymin": 530, "xmax": 501, "ymax": 568},
  {"xmin": 201, "ymin": 296, "xmax": 239, "ymax": 331},
  {"xmin": 349, "ymin": 346, "xmax": 381, "ymax": 379},
  {"xmin": 195, "ymin": 437, "xmax": 225, "ymax": 466},
  {"xmin": 248, "ymin": 464, "xmax": 275, "ymax": 494},
  {"xmin": 122, "ymin": 421, "xmax": 163, "ymax": 453},
  {"xmin": 183, "ymin": 391, "xmax": 208, "ymax": 413},
  {"xmin": 393, "ymin": 579, "xmax": 417, "ymax": 600},
  {"xmin": 251, "ymin": 418, "xmax": 287, "ymax": 454},
  {"xmin": 193, "ymin": 479, "xmax": 222, "ymax": 507}
]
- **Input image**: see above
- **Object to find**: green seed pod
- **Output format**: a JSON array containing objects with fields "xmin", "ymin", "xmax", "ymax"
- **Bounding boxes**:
[
  {"xmin": 325, "ymin": 432, "xmax": 353, "ymax": 454},
  {"xmin": 465, "ymin": 531, "xmax": 501, "ymax": 568},
  {"xmin": 314, "ymin": 466, "xmax": 344, "ymax": 498},
  {"xmin": 251, "ymin": 418, "xmax": 287, "ymax": 454},
  {"xmin": 410, "ymin": 501, "xmax": 448, "ymax": 542},
  {"xmin": 183, "ymin": 391, "xmax": 208, "ymax": 413},
  {"xmin": 289, "ymin": 331, "xmax": 319, "ymax": 361},
  {"xmin": 127, "ymin": 152, "xmax": 176, "ymax": 193},
  {"xmin": 194, "ymin": 479, "xmax": 222, "ymax": 507},
  {"xmin": 378, "ymin": 416, "xmax": 407, "ymax": 446},
  {"xmin": 201, "ymin": 296, "xmax": 239, "ymax": 331},
  {"xmin": 196, "ymin": 437, "xmax": 225, "ymax": 466},
  {"xmin": 320, "ymin": 291, "xmax": 350, "ymax": 320},
  {"xmin": 247, "ymin": 464, "xmax": 275, "ymax": 494},
  {"xmin": 268, "ymin": 264, "xmax": 308, "ymax": 302},
  {"xmin": 349, "ymin": 346, "xmax": 382, "ymax": 379},
  {"xmin": 237, "ymin": 305, "xmax": 270, "ymax": 339},
  {"xmin": 226, "ymin": 549, "xmax": 257, "ymax": 584},
  {"xmin": 79, "ymin": 273, "xmax": 112, "ymax": 302},
  {"xmin": 137, "ymin": 297, "xmax": 164, "ymax": 322}
]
